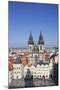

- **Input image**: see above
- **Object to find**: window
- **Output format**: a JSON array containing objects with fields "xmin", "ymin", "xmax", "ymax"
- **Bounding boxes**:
[
  {"xmin": 42, "ymin": 75, "xmax": 45, "ymax": 79},
  {"xmin": 40, "ymin": 46, "xmax": 42, "ymax": 50},
  {"xmin": 30, "ymin": 46, "xmax": 32, "ymax": 51},
  {"xmin": 37, "ymin": 75, "xmax": 39, "ymax": 78},
  {"xmin": 17, "ymin": 67, "xmax": 18, "ymax": 69},
  {"xmin": 40, "ymin": 75, "xmax": 41, "ymax": 77},
  {"xmin": 15, "ymin": 72, "xmax": 16, "ymax": 73}
]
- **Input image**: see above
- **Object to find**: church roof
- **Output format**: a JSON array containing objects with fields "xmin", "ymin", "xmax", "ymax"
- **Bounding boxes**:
[
  {"xmin": 28, "ymin": 32, "xmax": 34, "ymax": 44},
  {"xmin": 38, "ymin": 60, "xmax": 49, "ymax": 65},
  {"xmin": 38, "ymin": 32, "xmax": 44, "ymax": 44},
  {"xmin": 33, "ymin": 44, "xmax": 39, "ymax": 52}
]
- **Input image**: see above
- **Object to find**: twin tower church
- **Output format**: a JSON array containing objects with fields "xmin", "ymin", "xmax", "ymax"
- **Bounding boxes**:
[
  {"xmin": 28, "ymin": 32, "xmax": 45, "ymax": 66},
  {"xmin": 9, "ymin": 32, "xmax": 53, "ymax": 82}
]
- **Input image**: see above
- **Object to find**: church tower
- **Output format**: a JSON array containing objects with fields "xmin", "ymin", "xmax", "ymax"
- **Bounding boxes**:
[
  {"xmin": 38, "ymin": 32, "xmax": 44, "ymax": 53},
  {"xmin": 38, "ymin": 32, "xmax": 45, "ymax": 61},
  {"xmin": 28, "ymin": 32, "xmax": 34, "ymax": 65},
  {"xmin": 28, "ymin": 32, "xmax": 34, "ymax": 52}
]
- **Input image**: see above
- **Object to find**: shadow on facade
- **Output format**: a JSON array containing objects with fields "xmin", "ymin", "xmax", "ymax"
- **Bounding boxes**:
[
  {"xmin": 52, "ymin": 64, "xmax": 58, "ymax": 85},
  {"xmin": 24, "ymin": 69, "xmax": 33, "ymax": 87}
]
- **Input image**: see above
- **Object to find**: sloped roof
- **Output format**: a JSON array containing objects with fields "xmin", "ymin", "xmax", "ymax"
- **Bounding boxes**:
[
  {"xmin": 28, "ymin": 32, "xmax": 34, "ymax": 44},
  {"xmin": 38, "ymin": 32, "xmax": 44, "ymax": 44},
  {"xmin": 33, "ymin": 44, "xmax": 39, "ymax": 52},
  {"xmin": 37, "ymin": 60, "xmax": 49, "ymax": 65}
]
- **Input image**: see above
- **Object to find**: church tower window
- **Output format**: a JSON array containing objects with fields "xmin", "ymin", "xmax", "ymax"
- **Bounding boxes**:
[
  {"xmin": 40, "ymin": 46, "xmax": 42, "ymax": 50},
  {"xmin": 30, "ymin": 46, "xmax": 32, "ymax": 51}
]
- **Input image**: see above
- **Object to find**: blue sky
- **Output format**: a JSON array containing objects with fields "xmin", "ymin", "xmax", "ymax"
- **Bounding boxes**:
[{"xmin": 8, "ymin": 1, "xmax": 58, "ymax": 48}]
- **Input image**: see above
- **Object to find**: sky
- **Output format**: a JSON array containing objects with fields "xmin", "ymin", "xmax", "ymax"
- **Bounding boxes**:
[{"xmin": 8, "ymin": 1, "xmax": 58, "ymax": 48}]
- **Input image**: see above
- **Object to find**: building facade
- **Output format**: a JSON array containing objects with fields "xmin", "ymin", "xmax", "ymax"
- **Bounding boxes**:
[
  {"xmin": 13, "ymin": 56, "xmax": 24, "ymax": 79},
  {"xmin": 24, "ymin": 60, "xmax": 53, "ymax": 79},
  {"xmin": 9, "ymin": 32, "xmax": 54, "ymax": 81},
  {"xmin": 28, "ymin": 32, "xmax": 45, "ymax": 66}
]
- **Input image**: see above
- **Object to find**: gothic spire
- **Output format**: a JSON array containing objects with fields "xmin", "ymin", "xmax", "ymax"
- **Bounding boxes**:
[
  {"xmin": 38, "ymin": 32, "xmax": 44, "ymax": 44},
  {"xmin": 28, "ymin": 32, "xmax": 34, "ymax": 44}
]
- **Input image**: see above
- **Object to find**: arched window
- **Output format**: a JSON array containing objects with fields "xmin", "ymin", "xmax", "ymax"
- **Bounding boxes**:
[
  {"xmin": 40, "ymin": 46, "xmax": 42, "ymax": 50},
  {"xmin": 46, "ymin": 75, "xmax": 48, "ymax": 77},
  {"xmin": 29, "ymin": 46, "xmax": 32, "ymax": 51},
  {"xmin": 40, "ymin": 75, "xmax": 41, "ymax": 77},
  {"xmin": 42, "ymin": 75, "xmax": 45, "ymax": 79}
]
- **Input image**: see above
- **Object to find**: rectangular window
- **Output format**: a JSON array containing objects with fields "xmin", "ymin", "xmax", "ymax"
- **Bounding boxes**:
[
  {"xmin": 17, "ymin": 67, "xmax": 18, "ymax": 69},
  {"xmin": 15, "ymin": 72, "xmax": 16, "ymax": 73}
]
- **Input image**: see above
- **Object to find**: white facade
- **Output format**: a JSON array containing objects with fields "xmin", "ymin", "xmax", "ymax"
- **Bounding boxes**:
[
  {"xmin": 9, "ymin": 32, "xmax": 55, "ymax": 81},
  {"xmin": 24, "ymin": 63, "xmax": 53, "ymax": 79},
  {"xmin": 13, "ymin": 64, "xmax": 23, "ymax": 79},
  {"xmin": 36, "ymin": 64, "xmax": 50, "ymax": 79},
  {"xmin": 9, "ymin": 61, "xmax": 53, "ymax": 81}
]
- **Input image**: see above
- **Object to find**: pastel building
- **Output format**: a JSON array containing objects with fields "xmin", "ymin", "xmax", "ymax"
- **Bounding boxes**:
[
  {"xmin": 9, "ymin": 32, "xmax": 54, "ymax": 81},
  {"xmin": 24, "ymin": 60, "xmax": 53, "ymax": 79}
]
